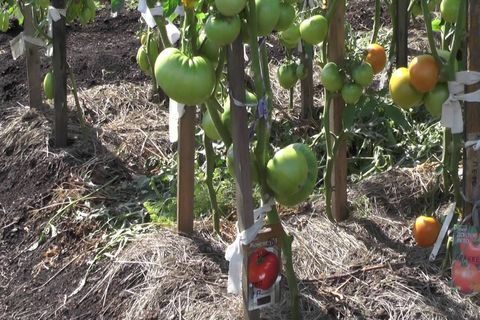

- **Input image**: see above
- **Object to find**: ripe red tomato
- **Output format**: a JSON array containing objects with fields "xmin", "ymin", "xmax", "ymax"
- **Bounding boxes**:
[
  {"xmin": 463, "ymin": 240, "xmax": 480, "ymax": 266},
  {"xmin": 413, "ymin": 216, "xmax": 440, "ymax": 247},
  {"xmin": 452, "ymin": 260, "xmax": 480, "ymax": 293},
  {"xmin": 408, "ymin": 55, "xmax": 439, "ymax": 93},
  {"xmin": 365, "ymin": 43, "xmax": 386, "ymax": 74},
  {"xmin": 248, "ymin": 248, "xmax": 280, "ymax": 290}
]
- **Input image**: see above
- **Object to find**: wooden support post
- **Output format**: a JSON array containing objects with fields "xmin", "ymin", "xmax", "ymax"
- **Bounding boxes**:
[
  {"xmin": 52, "ymin": 0, "xmax": 68, "ymax": 147},
  {"xmin": 395, "ymin": 0, "xmax": 408, "ymax": 67},
  {"xmin": 226, "ymin": 37, "xmax": 259, "ymax": 320},
  {"xmin": 464, "ymin": 1, "xmax": 480, "ymax": 224},
  {"xmin": 300, "ymin": 44, "xmax": 314, "ymax": 119},
  {"xmin": 176, "ymin": 105, "xmax": 195, "ymax": 234},
  {"xmin": 328, "ymin": 0, "xmax": 347, "ymax": 221},
  {"xmin": 24, "ymin": 4, "xmax": 42, "ymax": 109}
]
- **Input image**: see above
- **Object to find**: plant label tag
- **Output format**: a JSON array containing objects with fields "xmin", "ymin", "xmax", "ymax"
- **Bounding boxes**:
[
  {"xmin": 430, "ymin": 203, "xmax": 455, "ymax": 261},
  {"xmin": 245, "ymin": 223, "xmax": 282, "ymax": 311},
  {"xmin": 451, "ymin": 224, "xmax": 480, "ymax": 294}
]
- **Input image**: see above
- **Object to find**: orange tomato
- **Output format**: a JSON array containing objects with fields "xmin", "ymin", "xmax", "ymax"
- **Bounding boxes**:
[
  {"xmin": 365, "ymin": 43, "xmax": 386, "ymax": 74},
  {"xmin": 408, "ymin": 55, "xmax": 439, "ymax": 93},
  {"xmin": 413, "ymin": 216, "xmax": 441, "ymax": 247}
]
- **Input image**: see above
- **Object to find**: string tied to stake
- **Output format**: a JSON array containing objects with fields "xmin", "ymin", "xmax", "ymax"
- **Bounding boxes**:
[{"xmin": 225, "ymin": 197, "xmax": 275, "ymax": 294}]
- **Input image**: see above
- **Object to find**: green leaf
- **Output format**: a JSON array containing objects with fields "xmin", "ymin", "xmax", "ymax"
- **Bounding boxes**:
[
  {"xmin": 111, "ymin": 0, "xmax": 124, "ymax": 14},
  {"xmin": 431, "ymin": 18, "xmax": 442, "ymax": 32},
  {"xmin": 384, "ymin": 104, "xmax": 411, "ymax": 129},
  {"xmin": 163, "ymin": 0, "xmax": 179, "ymax": 18}
]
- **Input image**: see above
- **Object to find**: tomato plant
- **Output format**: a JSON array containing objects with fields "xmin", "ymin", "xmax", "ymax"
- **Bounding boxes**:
[
  {"xmin": 256, "ymin": 0, "xmax": 280, "ymax": 36},
  {"xmin": 154, "ymin": 48, "xmax": 216, "ymax": 105},
  {"xmin": 299, "ymin": 15, "xmax": 328, "ymax": 45},
  {"xmin": 321, "ymin": 62, "xmax": 344, "ymax": 93},
  {"xmin": 215, "ymin": 0, "xmax": 247, "ymax": 17},
  {"xmin": 248, "ymin": 248, "xmax": 280, "ymax": 290},
  {"xmin": 205, "ymin": 15, "xmax": 241, "ymax": 47},
  {"xmin": 424, "ymin": 83, "xmax": 448, "ymax": 117},
  {"xmin": 341, "ymin": 83, "xmax": 363, "ymax": 105},
  {"xmin": 352, "ymin": 62, "xmax": 374, "ymax": 88},
  {"xmin": 413, "ymin": 216, "xmax": 441, "ymax": 247},
  {"xmin": 408, "ymin": 55, "xmax": 439, "ymax": 93},
  {"xmin": 441, "ymin": 0, "xmax": 460, "ymax": 23},
  {"xmin": 275, "ymin": 3, "xmax": 295, "ymax": 31},
  {"xmin": 365, "ymin": 43, "xmax": 386, "ymax": 74},
  {"xmin": 389, "ymin": 68, "xmax": 423, "ymax": 110},
  {"xmin": 278, "ymin": 62, "xmax": 298, "ymax": 89},
  {"xmin": 43, "ymin": 72, "xmax": 54, "ymax": 100}
]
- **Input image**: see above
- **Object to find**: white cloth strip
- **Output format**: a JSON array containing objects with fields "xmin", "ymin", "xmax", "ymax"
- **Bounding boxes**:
[
  {"xmin": 441, "ymin": 71, "xmax": 480, "ymax": 134},
  {"xmin": 168, "ymin": 99, "xmax": 186, "ymax": 143}
]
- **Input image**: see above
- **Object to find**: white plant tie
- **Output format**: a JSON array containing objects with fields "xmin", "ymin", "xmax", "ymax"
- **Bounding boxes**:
[
  {"xmin": 9, "ymin": 32, "xmax": 46, "ymax": 60},
  {"xmin": 465, "ymin": 139, "xmax": 480, "ymax": 151},
  {"xmin": 138, "ymin": 0, "xmax": 163, "ymax": 28},
  {"xmin": 46, "ymin": 6, "xmax": 66, "ymax": 57},
  {"xmin": 441, "ymin": 71, "xmax": 480, "ymax": 134},
  {"xmin": 168, "ymin": 99, "xmax": 185, "ymax": 143},
  {"xmin": 225, "ymin": 198, "xmax": 275, "ymax": 294},
  {"xmin": 138, "ymin": 0, "xmax": 180, "ymax": 45}
]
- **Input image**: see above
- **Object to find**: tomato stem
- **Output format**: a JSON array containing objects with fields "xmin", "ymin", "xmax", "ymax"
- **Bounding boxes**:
[
  {"xmin": 421, "ymin": 0, "xmax": 440, "ymax": 64},
  {"xmin": 203, "ymin": 134, "xmax": 221, "ymax": 234},
  {"xmin": 370, "ymin": 0, "xmax": 381, "ymax": 44}
]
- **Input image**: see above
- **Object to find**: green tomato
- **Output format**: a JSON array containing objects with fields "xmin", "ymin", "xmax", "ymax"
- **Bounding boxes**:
[
  {"xmin": 222, "ymin": 91, "xmax": 257, "ymax": 135},
  {"xmin": 440, "ymin": 0, "xmax": 459, "ymax": 23},
  {"xmin": 424, "ymin": 82, "xmax": 448, "ymax": 117},
  {"xmin": 136, "ymin": 46, "xmax": 151, "ymax": 74},
  {"xmin": 43, "ymin": 72, "xmax": 54, "ymax": 100},
  {"xmin": 321, "ymin": 62, "xmax": 343, "ymax": 92},
  {"xmin": 437, "ymin": 49, "xmax": 458, "ymax": 72},
  {"xmin": 215, "ymin": 0, "xmax": 247, "ymax": 17},
  {"xmin": 256, "ymin": 0, "xmax": 280, "ymax": 36},
  {"xmin": 266, "ymin": 144, "xmax": 308, "ymax": 197},
  {"xmin": 341, "ymin": 83, "xmax": 363, "ymax": 105},
  {"xmin": 205, "ymin": 15, "xmax": 241, "ymax": 47},
  {"xmin": 274, "ymin": 143, "xmax": 318, "ymax": 207},
  {"xmin": 154, "ymin": 48, "xmax": 216, "ymax": 105},
  {"xmin": 296, "ymin": 63, "xmax": 308, "ymax": 80},
  {"xmin": 226, "ymin": 145, "xmax": 259, "ymax": 183},
  {"xmin": 352, "ymin": 62, "xmax": 374, "ymax": 87},
  {"xmin": 411, "ymin": 2, "xmax": 422, "ymax": 17},
  {"xmin": 202, "ymin": 111, "xmax": 221, "ymax": 140},
  {"xmin": 147, "ymin": 36, "xmax": 159, "ymax": 64},
  {"xmin": 280, "ymin": 22, "xmax": 301, "ymax": 43},
  {"xmin": 275, "ymin": 3, "xmax": 295, "ymax": 31},
  {"xmin": 277, "ymin": 62, "xmax": 298, "ymax": 89},
  {"xmin": 299, "ymin": 15, "xmax": 328, "ymax": 45},
  {"xmin": 199, "ymin": 35, "xmax": 220, "ymax": 64}
]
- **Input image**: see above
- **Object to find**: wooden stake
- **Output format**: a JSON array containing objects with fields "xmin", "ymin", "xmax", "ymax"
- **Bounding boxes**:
[
  {"xmin": 23, "ymin": 4, "xmax": 42, "ymax": 109},
  {"xmin": 328, "ymin": 0, "xmax": 347, "ymax": 222},
  {"xmin": 301, "ymin": 44, "xmax": 314, "ymax": 119},
  {"xmin": 226, "ymin": 37, "xmax": 259, "ymax": 320},
  {"xmin": 52, "ymin": 0, "xmax": 68, "ymax": 147},
  {"xmin": 176, "ymin": 105, "xmax": 195, "ymax": 234},
  {"xmin": 395, "ymin": 0, "xmax": 408, "ymax": 67},
  {"xmin": 464, "ymin": 1, "xmax": 480, "ymax": 225}
]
